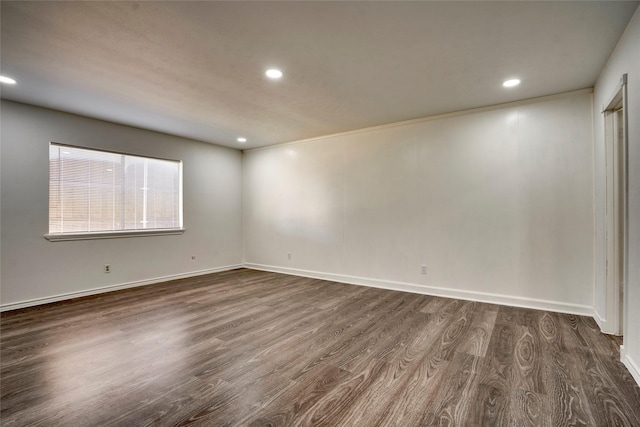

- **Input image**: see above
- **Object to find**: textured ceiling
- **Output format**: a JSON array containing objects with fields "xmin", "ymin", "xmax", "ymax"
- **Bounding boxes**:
[{"xmin": 1, "ymin": 1, "xmax": 638, "ymax": 149}]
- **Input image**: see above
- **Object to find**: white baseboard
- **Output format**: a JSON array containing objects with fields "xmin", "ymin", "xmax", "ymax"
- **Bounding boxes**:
[
  {"xmin": 594, "ymin": 308, "xmax": 625, "ymax": 336},
  {"xmin": 0, "ymin": 264, "xmax": 243, "ymax": 312},
  {"xmin": 621, "ymin": 346, "xmax": 640, "ymax": 386},
  {"xmin": 594, "ymin": 310, "xmax": 607, "ymax": 331},
  {"xmin": 243, "ymin": 263, "xmax": 594, "ymax": 317}
]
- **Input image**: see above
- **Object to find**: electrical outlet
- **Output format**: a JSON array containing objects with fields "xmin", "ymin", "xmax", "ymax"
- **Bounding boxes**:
[
  {"xmin": 421, "ymin": 265, "xmax": 427, "ymax": 275},
  {"xmin": 105, "ymin": 264, "xmax": 111, "ymax": 274},
  {"xmin": 287, "ymin": 253, "xmax": 292, "ymax": 260}
]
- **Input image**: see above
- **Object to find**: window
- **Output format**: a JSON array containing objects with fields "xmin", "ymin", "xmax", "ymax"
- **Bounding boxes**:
[{"xmin": 47, "ymin": 143, "xmax": 183, "ymax": 241}]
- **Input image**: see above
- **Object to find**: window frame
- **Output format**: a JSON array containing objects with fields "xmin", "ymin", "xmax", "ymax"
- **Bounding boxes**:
[{"xmin": 45, "ymin": 142, "xmax": 185, "ymax": 242}]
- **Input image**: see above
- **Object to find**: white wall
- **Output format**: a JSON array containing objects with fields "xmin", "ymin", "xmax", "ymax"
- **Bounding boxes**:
[
  {"xmin": 593, "ymin": 6, "xmax": 640, "ymax": 384},
  {"xmin": 244, "ymin": 90, "xmax": 595, "ymax": 315},
  {"xmin": 0, "ymin": 100, "xmax": 243, "ymax": 309}
]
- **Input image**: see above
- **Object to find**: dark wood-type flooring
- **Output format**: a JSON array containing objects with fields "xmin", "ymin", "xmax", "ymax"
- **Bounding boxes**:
[{"xmin": 2, "ymin": 268, "xmax": 639, "ymax": 426}]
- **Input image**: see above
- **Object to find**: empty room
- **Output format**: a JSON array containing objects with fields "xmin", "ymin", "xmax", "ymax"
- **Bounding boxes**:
[{"xmin": 1, "ymin": 1, "xmax": 640, "ymax": 425}]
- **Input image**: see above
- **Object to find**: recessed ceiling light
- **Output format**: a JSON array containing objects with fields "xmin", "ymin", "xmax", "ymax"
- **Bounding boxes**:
[
  {"xmin": 237, "ymin": 137, "xmax": 247, "ymax": 143},
  {"xmin": 265, "ymin": 68, "xmax": 283, "ymax": 79},
  {"xmin": 503, "ymin": 78, "xmax": 521, "ymax": 88},
  {"xmin": 0, "ymin": 75, "xmax": 17, "ymax": 85}
]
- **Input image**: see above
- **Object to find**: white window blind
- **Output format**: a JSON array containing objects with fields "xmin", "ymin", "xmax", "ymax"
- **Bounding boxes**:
[{"xmin": 49, "ymin": 143, "xmax": 183, "ymax": 236}]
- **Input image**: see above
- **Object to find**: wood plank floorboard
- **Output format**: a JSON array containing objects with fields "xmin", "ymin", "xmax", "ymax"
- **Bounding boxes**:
[{"xmin": 2, "ymin": 268, "xmax": 639, "ymax": 426}]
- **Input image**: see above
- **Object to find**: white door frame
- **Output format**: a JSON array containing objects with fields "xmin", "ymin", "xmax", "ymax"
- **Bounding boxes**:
[{"xmin": 602, "ymin": 74, "xmax": 628, "ymax": 337}]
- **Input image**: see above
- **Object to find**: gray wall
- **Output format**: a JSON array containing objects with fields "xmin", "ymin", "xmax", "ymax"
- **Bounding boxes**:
[
  {"xmin": 593, "ymin": 6, "xmax": 640, "ymax": 384},
  {"xmin": 1, "ymin": 101, "xmax": 243, "ymax": 308},
  {"xmin": 244, "ymin": 90, "xmax": 595, "ymax": 316}
]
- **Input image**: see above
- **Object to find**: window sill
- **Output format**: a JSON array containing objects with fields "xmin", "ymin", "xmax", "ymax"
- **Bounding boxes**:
[{"xmin": 44, "ymin": 228, "xmax": 186, "ymax": 242}]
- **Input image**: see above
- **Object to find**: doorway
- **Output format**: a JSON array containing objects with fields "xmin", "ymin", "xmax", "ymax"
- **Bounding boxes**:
[{"xmin": 603, "ymin": 74, "xmax": 628, "ymax": 340}]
